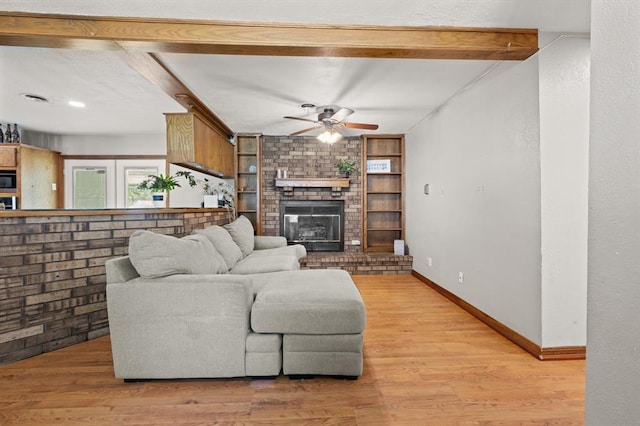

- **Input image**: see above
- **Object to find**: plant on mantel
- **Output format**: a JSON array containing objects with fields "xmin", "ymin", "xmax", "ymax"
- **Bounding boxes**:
[{"xmin": 335, "ymin": 158, "xmax": 357, "ymax": 177}]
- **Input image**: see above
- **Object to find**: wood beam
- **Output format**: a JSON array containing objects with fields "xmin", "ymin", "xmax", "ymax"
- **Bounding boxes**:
[
  {"xmin": 0, "ymin": 12, "xmax": 538, "ymax": 60},
  {"xmin": 117, "ymin": 49, "xmax": 233, "ymax": 138}
]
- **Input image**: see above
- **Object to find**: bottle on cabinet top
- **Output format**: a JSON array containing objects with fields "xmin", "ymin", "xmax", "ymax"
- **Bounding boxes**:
[
  {"xmin": 0, "ymin": 124, "xmax": 4, "ymax": 143},
  {"xmin": 4, "ymin": 124, "xmax": 12, "ymax": 142},
  {"xmin": 11, "ymin": 124, "xmax": 20, "ymax": 143}
]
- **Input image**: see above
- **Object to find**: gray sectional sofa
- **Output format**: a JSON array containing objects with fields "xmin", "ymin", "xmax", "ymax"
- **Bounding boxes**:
[{"xmin": 105, "ymin": 216, "xmax": 366, "ymax": 380}]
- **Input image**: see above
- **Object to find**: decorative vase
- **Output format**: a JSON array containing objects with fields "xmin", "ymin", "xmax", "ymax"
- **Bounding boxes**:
[{"xmin": 151, "ymin": 192, "xmax": 166, "ymax": 208}]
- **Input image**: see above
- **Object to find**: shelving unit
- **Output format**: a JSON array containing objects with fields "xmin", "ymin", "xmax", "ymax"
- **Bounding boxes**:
[
  {"xmin": 362, "ymin": 134, "xmax": 405, "ymax": 253},
  {"xmin": 234, "ymin": 134, "xmax": 261, "ymax": 234}
]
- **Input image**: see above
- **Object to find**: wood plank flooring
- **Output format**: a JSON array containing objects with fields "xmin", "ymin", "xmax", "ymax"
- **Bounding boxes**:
[{"xmin": 0, "ymin": 275, "xmax": 585, "ymax": 425}]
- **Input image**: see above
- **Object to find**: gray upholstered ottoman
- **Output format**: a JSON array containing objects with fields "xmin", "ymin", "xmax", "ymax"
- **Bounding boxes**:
[{"xmin": 250, "ymin": 269, "xmax": 366, "ymax": 377}]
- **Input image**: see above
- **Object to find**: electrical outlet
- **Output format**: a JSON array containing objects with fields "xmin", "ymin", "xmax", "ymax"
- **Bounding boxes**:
[
  {"xmin": 427, "ymin": 256, "xmax": 432, "ymax": 267},
  {"xmin": 458, "ymin": 272, "xmax": 464, "ymax": 284}
]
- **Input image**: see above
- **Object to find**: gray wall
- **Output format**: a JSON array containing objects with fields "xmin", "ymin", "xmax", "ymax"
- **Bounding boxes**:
[
  {"xmin": 405, "ymin": 57, "xmax": 544, "ymax": 344},
  {"xmin": 586, "ymin": 1, "xmax": 640, "ymax": 423},
  {"xmin": 405, "ymin": 34, "xmax": 591, "ymax": 348}
]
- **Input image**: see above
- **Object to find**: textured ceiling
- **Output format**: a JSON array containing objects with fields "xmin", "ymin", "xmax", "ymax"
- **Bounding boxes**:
[{"xmin": 0, "ymin": 1, "xmax": 591, "ymax": 137}]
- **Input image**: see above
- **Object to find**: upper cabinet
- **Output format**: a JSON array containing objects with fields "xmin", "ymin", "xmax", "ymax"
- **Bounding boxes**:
[
  {"xmin": 0, "ymin": 146, "xmax": 17, "ymax": 168},
  {"xmin": 165, "ymin": 112, "xmax": 235, "ymax": 178}
]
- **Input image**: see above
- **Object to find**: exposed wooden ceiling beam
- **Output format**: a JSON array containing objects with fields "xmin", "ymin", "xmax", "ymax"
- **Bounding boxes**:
[
  {"xmin": 117, "ymin": 49, "xmax": 234, "ymax": 138},
  {"xmin": 0, "ymin": 12, "xmax": 538, "ymax": 60}
]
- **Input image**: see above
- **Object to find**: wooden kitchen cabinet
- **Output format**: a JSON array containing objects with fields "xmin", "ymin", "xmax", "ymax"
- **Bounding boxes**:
[
  {"xmin": 165, "ymin": 112, "xmax": 235, "ymax": 178},
  {"xmin": 0, "ymin": 145, "xmax": 17, "ymax": 167},
  {"xmin": 0, "ymin": 143, "xmax": 62, "ymax": 209}
]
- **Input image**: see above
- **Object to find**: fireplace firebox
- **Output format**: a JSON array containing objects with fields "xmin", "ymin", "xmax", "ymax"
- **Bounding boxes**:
[{"xmin": 280, "ymin": 200, "xmax": 344, "ymax": 252}]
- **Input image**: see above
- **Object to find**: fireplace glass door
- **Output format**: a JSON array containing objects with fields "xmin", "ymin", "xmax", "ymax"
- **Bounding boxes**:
[{"xmin": 280, "ymin": 200, "xmax": 344, "ymax": 251}]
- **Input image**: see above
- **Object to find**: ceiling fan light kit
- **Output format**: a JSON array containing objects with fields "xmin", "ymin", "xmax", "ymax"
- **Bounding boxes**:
[
  {"xmin": 317, "ymin": 129, "xmax": 342, "ymax": 144},
  {"xmin": 284, "ymin": 105, "xmax": 379, "ymax": 142}
]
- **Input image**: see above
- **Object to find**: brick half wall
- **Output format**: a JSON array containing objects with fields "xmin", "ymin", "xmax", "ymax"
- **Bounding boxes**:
[{"xmin": 0, "ymin": 209, "xmax": 229, "ymax": 365}]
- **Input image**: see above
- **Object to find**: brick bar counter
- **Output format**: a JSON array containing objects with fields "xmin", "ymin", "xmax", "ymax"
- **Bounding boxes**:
[{"xmin": 0, "ymin": 208, "xmax": 230, "ymax": 365}]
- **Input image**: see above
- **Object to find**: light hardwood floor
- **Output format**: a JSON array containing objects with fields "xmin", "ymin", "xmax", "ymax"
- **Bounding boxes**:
[{"xmin": 0, "ymin": 275, "xmax": 585, "ymax": 425}]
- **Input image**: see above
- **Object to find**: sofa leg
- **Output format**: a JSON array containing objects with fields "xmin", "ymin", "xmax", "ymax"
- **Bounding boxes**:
[
  {"xmin": 288, "ymin": 374, "xmax": 315, "ymax": 380},
  {"xmin": 249, "ymin": 376, "xmax": 278, "ymax": 380},
  {"xmin": 333, "ymin": 375, "xmax": 358, "ymax": 381}
]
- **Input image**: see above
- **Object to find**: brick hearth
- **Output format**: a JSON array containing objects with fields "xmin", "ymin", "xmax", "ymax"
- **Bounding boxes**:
[{"xmin": 300, "ymin": 252, "xmax": 413, "ymax": 275}]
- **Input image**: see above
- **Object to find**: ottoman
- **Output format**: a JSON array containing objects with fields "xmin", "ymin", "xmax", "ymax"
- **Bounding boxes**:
[{"xmin": 250, "ymin": 269, "xmax": 366, "ymax": 377}]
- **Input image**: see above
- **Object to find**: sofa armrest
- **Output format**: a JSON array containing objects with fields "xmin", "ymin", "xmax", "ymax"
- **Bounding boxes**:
[
  {"xmin": 105, "ymin": 256, "xmax": 140, "ymax": 283},
  {"xmin": 254, "ymin": 235, "xmax": 287, "ymax": 250},
  {"xmin": 106, "ymin": 274, "xmax": 253, "ymax": 379}
]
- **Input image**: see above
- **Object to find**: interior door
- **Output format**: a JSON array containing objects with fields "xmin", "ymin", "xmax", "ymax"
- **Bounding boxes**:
[{"xmin": 64, "ymin": 160, "xmax": 116, "ymax": 208}]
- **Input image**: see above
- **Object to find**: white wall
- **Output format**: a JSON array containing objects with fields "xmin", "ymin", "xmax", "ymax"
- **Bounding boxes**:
[
  {"xmin": 406, "ymin": 57, "xmax": 543, "ymax": 344},
  {"xmin": 406, "ymin": 34, "xmax": 591, "ymax": 348},
  {"xmin": 168, "ymin": 163, "xmax": 229, "ymax": 208},
  {"xmin": 586, "ymin": 1, "xmax": 640, "ymax": 423},
  {"xmin": 24, "ymin": 132, "xmax": 167, "ymax": 156},
  {"xmin": 539, "ymin": 36, "xmax": 590, "ymax": 347},
  {"xmin": 25, "ymin": 131, "xmax": 228, "ymax": 208}
]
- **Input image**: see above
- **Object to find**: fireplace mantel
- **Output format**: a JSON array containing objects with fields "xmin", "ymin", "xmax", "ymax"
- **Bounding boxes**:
[{"xmin": 275, "ymin": 177, "xmax": 350, "ymax": 197}]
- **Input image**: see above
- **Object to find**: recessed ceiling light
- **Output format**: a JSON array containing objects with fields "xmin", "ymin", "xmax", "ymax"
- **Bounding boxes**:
[
  {"xmin": 68, "ymin": 100, "xmax": 86, "ymax": 108},
  {"xmin": 300, "ymin": 103, "xmax": 315, "ymax": 109},
  {"xmin": 20, "ymin": 93, "xmax": 49, "ymax": 103}
]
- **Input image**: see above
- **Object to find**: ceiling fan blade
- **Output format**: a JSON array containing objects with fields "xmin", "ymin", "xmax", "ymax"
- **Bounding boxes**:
[
  {"xmin": 290, "ymin": 125, "xmax": 322, "ymax": 136},
  {"xmin": 284, "ymin": 116, "xmax": 318, "ymax": 124},
  {"xmin": 330, "ymin": 107, "xmax": 354, "ymax": 122},
  {"xmin": 343, "ymin": 122, "xmax": 379, "ymax": 130}
]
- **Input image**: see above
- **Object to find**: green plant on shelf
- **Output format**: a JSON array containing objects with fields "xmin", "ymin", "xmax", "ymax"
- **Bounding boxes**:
[{"xmin": 137, "ymin": 170, "xmax": 197, "ymax": 192}]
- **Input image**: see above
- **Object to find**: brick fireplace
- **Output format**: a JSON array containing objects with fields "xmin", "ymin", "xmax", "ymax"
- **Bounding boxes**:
[
  {"xmin": 280, "ymin": 199, "xmax": 344, "ymax": 252},
  {"xmin": 261, "ymin": 135, "xmax": 362, "ymax": 253}
]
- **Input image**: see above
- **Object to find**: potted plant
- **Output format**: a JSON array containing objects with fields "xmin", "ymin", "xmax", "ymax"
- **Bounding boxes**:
[
  {"xmin": 137, "ymin": 170, "xmax": 196, "ymax": 207},
  {"xmin": 202, "ymin": 178, "xmax": 235, "ymax": 220},
  {"xmin": 335, "ymin": 158, "xmax": 357, "ymax": 177}
]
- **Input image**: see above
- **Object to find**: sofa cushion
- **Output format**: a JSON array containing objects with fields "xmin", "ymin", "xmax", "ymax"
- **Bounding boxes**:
[
  {"xmin": 251, "ymin": 269, "xmax": 366, "ymax": 335},
  {"xmin": 250, "ymin": 244, "xmax": 307, "ymax": 260},
  {"xmin": 224, "ymin": 215, "xmax": 255, "ymax": 258},
  {"xmin": 128, "ymin": 230, "xmax": 225, "ymax": 278},
  {"xmin": 230, "ymin": 254, "xmax": 299, "ymax": 275},
  {"xmin": 194, "ymin": 225, "xmax": 243, "ymax": 270}
]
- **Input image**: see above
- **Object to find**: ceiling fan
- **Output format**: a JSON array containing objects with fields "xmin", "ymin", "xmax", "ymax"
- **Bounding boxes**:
[{"xmin": 284, "ymin": 105, "xmax": 379, "ymax": 143}]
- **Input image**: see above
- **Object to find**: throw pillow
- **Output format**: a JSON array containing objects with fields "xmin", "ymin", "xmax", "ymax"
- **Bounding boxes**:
[
  {"xmin": 128, "ymin": 230, "xmax": 226, "ymax": 278},
  {"xmin": 194, "ymin": 225, "xmax": 243, "ymax": 269},
  {"xmin": 224, "ymin": 215, "xmax": 255, "ymax": 258}
]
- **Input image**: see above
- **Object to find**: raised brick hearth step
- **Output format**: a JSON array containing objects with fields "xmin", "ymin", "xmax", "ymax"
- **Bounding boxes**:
[{"xmin": 300, "ymin": 252, "xmax": 413, "ymax": 275}]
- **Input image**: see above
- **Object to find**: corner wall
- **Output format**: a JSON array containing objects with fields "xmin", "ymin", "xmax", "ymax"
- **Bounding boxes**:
[
  {"xmin": 406, "ymin": 35, "xmax": 590, "ymax": 349},
  {"xmin": 586, "ymin": 1, "xmax": 640, "ymax": 423},
  {"xmin": 539, "ymin": 35, "xmax": 590, "ymax": 347},
  {"xmin": 406, "ymin": 58, "xmax": 543, "ymax": 344}
]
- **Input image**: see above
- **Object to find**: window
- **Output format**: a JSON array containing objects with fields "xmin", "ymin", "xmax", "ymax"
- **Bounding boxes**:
[
  {"xmin": 125, "ymin": 167, "xmax": 158, "ymax": 208},
  {"xmin": 64, "ymin": 159, "xmax": 165, "ymax": 208},
  {"xmin": 73, "ymin": 168, "xmax": 107, "ymax": 209}
]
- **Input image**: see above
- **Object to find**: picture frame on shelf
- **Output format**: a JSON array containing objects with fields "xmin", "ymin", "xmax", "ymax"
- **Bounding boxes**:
[{"xmin": 366, "ymin": 159, "xmax": 391, "ymax": 173}]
